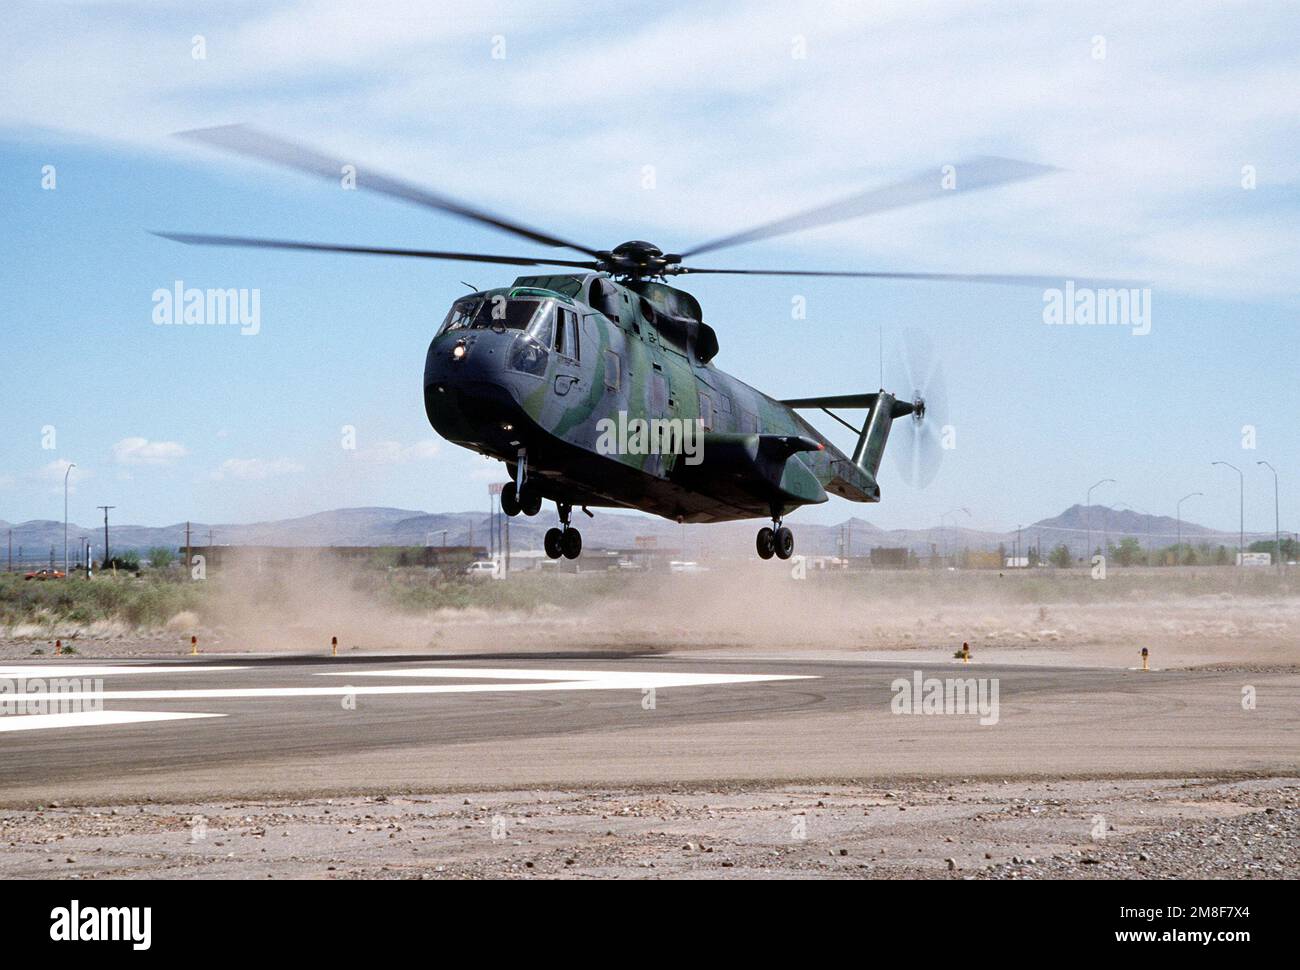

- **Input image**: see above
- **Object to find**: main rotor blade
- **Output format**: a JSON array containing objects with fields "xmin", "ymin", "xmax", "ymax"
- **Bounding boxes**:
[
  {"xmin": 152, "ymin": 231, "xmax": 601, "ymax": 269},
  {"xmin": 677, "ymin": 266, "xmax": 1147, "ymax": 288},
  {"xmin": 680, "ymin": 156, "xmax": 1057, "ymax": 258},
  {"xmin": 175, "ymin": 124, "xmax": 604, "ymax": 258}
]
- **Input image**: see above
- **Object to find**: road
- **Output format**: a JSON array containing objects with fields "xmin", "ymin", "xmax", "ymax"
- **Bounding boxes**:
[{"xmin": 0, "ymin": 653, "xmax": 1295, "ymax": 805}]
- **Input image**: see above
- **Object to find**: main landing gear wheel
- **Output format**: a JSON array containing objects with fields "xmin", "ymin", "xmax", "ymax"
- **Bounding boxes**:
[
  {"xmin": 544, "ymin": 502, "xmax": 583, "ymax": 560},
  {"xmin": 774, "ymin": 526, "xmax": 795, "ymax": 560},
  {"xmin": 561, "ymin": 528, "xmax": 582, "ymax": 560},
  {"xmin": 500, "ymin": 481, "xmax": 521, "ymax": 517},
  {"xmin": 758, "ymin": 513, "xmax": 794, "ymax": 562},
  {"xmin": 544, "ymin": 527, "xmax": 564, "ymax": 559}
]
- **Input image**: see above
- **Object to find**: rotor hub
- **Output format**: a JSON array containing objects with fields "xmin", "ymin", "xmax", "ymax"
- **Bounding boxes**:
[{"xmin": 598, "ymin": 240, "xmax": 682, "ymax": 279}]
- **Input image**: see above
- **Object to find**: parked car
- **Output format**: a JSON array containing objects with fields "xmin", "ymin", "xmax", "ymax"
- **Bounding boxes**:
[
  {"xmin": 465, "ymin": 560, "xmax": 499, "ymax": 579},
  {"xmin": 24, "ymin": 568, "xmax": 66, "ymax": 580}
]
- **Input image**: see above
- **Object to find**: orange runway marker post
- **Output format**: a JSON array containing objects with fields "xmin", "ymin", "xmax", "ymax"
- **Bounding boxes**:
[
  {"xmin": 54, "ymin": 639, "xmax": 62, "ymax": 656},
  {"xmin": 961, "ymin": 641, "xmax": 971, "ymax": 664}
]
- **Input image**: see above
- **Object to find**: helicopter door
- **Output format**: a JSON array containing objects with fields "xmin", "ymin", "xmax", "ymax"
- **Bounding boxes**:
[
  {"xmin": 647, "ymin": 359, "xmax": 673, "ymax": 477},
  {"xmin": 551, "ymin": 305, "xmax": 581, "ymax": 397}
]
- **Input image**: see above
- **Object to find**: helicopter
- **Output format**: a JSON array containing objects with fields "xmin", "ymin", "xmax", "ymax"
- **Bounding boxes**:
[{"xmin": 159, "ymin": 126, "xmax": 1124, "ymax": 561}]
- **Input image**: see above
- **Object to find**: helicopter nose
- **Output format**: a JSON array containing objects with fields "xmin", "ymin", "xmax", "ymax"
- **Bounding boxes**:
[{"xmin": 423, "ymin": 330, "xmax": 525, "ymax": 443}]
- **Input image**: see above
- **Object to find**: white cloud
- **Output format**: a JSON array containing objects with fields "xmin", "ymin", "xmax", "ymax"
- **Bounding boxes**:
[
  {"xmin": 215, "ymin": 457, "xmax": 303, "ymax": 481},
  {"xmin": 350, "ymin": 439, "xmax": 441, "ymax": 465},
  {"xmin": 112, "ymin": 436, "xmax": 188, "ymax": 464},
  {"xmin": 1, "ymin": 1, "xmax": 1296, "ymax": 299}
]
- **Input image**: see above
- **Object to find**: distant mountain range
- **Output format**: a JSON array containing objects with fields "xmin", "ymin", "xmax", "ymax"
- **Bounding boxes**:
[{"xmin": 0, "ymin": 504, "xmax": 1266, "ymax": 564}]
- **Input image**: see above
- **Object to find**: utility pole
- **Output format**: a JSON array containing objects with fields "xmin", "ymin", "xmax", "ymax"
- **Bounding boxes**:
[
  {"xmin": 1257, "ymin": 461, "xmax": 1281, "ymax": 570},
  {"xmin": 185, "ymin": 521, "xmax": 191, "ymax": 578},
  {"xmin": 63, "ymin": 462, "xmax": 75, "ymax": 575},
  {"xmin": 1212, "ymin": 462, "xmax": 1244, "ymax": 565},
  {"xmin": 97, "ymin": 506, "xmax": 115, "ymax": 568},
  {"xmin": 7, "ymin": 529, "xmax": 11, "ymax": 573}
]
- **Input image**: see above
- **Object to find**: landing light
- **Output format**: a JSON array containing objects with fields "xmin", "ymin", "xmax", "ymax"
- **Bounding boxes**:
[{"xmin": 452, "ymin": 341, "xmax": 467, "ymax": 359}]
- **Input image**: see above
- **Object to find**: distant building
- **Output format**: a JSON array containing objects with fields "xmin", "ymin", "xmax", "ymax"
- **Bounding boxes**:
[
  {"xmin": 179, "ymin": 545, "xmax": 487, "ymax": 572},
  {"xmin": 869, "ymin": 546, "xmax": 911, "ymax": 568}
]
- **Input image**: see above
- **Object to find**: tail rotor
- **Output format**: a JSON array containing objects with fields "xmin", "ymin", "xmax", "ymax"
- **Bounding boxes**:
[{"xmin": 891, "ymin": 329, "xmax": 948, "ymax": 489}]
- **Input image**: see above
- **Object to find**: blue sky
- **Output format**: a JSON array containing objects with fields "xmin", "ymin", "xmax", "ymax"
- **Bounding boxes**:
[{"xmin": 2, "ymin": 0, "xmax": 1297, "ymax": 536}]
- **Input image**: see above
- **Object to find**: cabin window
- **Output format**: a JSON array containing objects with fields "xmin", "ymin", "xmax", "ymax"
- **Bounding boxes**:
[
  {"xmin": 698, "ymin": 391, "xmax": 714, "ymax": 431},
  {"xmin": 604, "ymin": 350, "xmax": 621, "ymax": 391},
  {"xmin": 650, "ymin": 373, "xmax": 668, "ymax": 413}
]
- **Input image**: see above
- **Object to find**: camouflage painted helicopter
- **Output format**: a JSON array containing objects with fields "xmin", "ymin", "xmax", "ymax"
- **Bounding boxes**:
[{"xmin": 161, "ymin": 126, "xmax": 1106, "ymax": 561}]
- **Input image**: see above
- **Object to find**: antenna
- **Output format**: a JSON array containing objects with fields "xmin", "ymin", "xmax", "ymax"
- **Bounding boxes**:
[{"xmin": 878, "ymin": 325, "xmax": 884, "ymax": 390}]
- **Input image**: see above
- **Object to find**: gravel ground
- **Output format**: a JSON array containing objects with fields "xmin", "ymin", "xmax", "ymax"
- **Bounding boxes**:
[{"xmin": 1, "ymin": 777, "xmax": 1293, "ymax": 879}]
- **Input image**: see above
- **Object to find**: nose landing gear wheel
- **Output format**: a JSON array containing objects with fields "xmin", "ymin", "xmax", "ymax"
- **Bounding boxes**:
[
  {"xmin": 774, "ymin": 526, "xmax": 795, "ymax": 560},
  {"xmin": 500, "ymin": 482, "xmax": 521, "ymax": 517},
  {"xmin": 544, "ymin": 527, "xmax": 564, "ymax": 560},
  {"xmin": 756, "ymin": 527, "xmax": 776, "ymax": 560},
  {"xmin": 545, "ymin": 502, "xmax": 583, "ymax": 560}
]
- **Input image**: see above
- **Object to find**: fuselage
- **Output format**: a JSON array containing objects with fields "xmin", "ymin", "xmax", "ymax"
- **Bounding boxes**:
[{"xmin": 423, "ymin": 273, "xmax": 874, "ymax": 523}]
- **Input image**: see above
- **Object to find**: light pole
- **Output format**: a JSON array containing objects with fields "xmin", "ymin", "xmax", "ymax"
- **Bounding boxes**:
[
  {"xmin": 62, "ymin": 463, "xmax": 75, "ymax": 575},
  {"xmin": 1257, "ymin": 461, "xmax": 1280, "ymax": 570},
  {"xmin": 1086, "ymin": 478, "xmax": 1115, "ymax": 563},
  {"xmin": 940, "ymin": 507, "xmax": 970, "ymax": 562},
  {"xmin": 1211, "ymin": 461, "xmax": 1244, "ymax": 565},
  {"xmin": 1176, "ymin": 492, "xmax": 1203, "ymax": 567}
]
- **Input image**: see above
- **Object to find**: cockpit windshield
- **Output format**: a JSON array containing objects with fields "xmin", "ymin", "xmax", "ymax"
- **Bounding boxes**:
[{"xmin": 439, "ymin": 297, "xmax": 547, "ymax": 335}]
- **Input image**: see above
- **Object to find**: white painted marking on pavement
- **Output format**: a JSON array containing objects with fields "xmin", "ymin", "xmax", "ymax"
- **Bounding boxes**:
[
  {"xmin": 0, "ymin": 710, "xmax": 225, "ymax": 732},
  {"xmin": 6, "ymin": 668, "xmax": 816, "ymax": 703},
  {"xmin": 0, "ymin": 666, "xmax": 248, "ymax": 677}
]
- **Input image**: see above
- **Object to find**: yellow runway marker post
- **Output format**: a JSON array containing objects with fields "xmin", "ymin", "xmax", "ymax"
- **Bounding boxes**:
[
  {"xmin": 190, "ymin": 635, "xmax": 198, "ymax": 656},
  {"xmin": 331, "ymin": 636, "xmax": 338, "ymax": 657}
]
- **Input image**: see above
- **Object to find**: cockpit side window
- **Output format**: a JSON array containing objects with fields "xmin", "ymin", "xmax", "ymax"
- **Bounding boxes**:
[
  {"xmin": 555, "ymin": 307, "xmax": 579, "ymax": 360},
  {"xmin": 527, "ymin": 302, "xmax": 553, "ymax": 346}
]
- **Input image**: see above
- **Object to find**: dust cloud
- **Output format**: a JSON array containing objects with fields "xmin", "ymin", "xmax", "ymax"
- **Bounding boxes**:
[{"xmin": 190, "ymin": 550, "xmax": 1300, "ymax": 670}]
